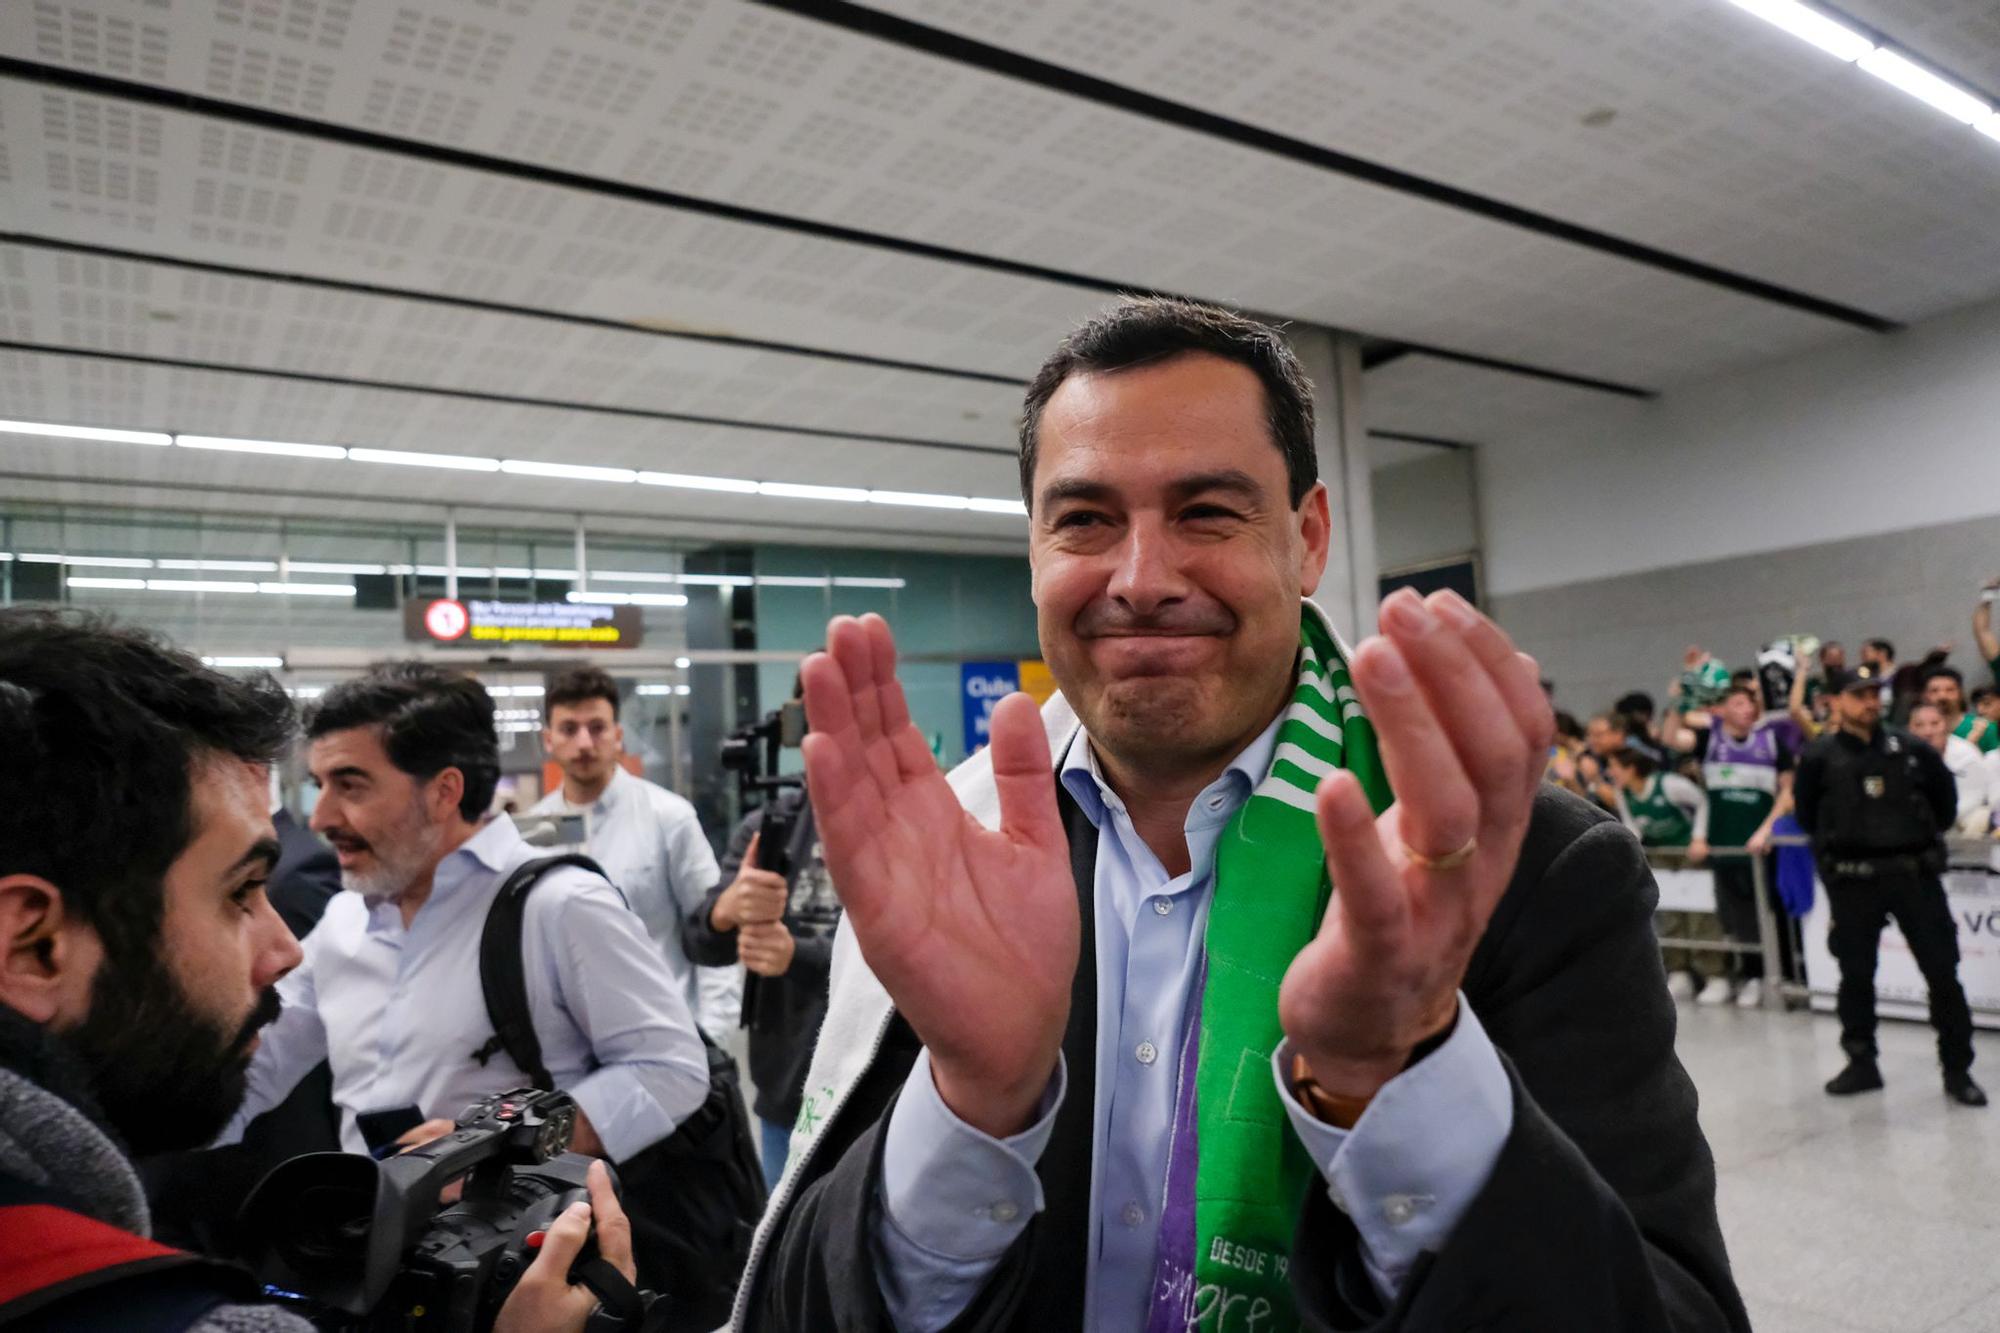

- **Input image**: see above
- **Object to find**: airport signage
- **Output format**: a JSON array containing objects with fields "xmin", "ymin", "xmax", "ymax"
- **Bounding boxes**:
[{"xmin": 404, "ymin": 598, "xmax": 644, "ymax": 648}]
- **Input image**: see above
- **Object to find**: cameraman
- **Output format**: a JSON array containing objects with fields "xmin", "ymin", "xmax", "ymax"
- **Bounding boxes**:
[
  {"xmin": 0, "ymin": 609, "xmax": 631, "ymax": 1331},
  {"xmin": 684, "ymin": 694, "xmax": 842, "ymax": 1194}
]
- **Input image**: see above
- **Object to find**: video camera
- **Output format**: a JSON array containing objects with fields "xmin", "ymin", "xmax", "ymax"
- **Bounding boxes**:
[
  {"xmin": 240, "ymin": 1088, "xmax": 646, "ymax": 1332},
  {"xmin": 719, "ymin": 699, "xmax": 805, "ymax": 877}
]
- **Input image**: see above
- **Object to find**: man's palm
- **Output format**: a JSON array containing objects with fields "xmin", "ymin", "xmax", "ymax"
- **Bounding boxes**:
[{"xmin": 801, "ymin": 615, "xmax": 1076, "ymax": 1131}]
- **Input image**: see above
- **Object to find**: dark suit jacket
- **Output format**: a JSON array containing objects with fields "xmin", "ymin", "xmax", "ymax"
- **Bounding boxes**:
[{"xmin": 746, "ymin": 785, "xmax": 1747, "ymax": 1332}]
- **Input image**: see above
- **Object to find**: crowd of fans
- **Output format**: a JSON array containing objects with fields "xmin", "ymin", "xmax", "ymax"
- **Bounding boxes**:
[{"xmin": 1544, "ymin": 577, "xmax": 2000, "ymax": 1010}]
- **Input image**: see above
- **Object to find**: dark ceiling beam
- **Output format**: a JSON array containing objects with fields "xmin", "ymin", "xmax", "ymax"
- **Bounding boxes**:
[
  {"xmin": 0, "ymin": 56, "xmax": 1658, "ymax": 400},
  {"xmin": 0, "ymin": 232, "xmax": 1028, "ymax": 387},
  {"xmin": 760, "ymin": 0, "xmax": 1901, "ymax": 337},
  {"xmin": 1368, "ymin": 430, "xmax": 1475, "ymax": 451},
  {"xmin": 0, "ymin": 340, "xmax": 1018, "ymax": 459}
]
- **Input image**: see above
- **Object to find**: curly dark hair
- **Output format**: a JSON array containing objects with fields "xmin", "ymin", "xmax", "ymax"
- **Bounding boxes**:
[
  {"xmin": 305, "ymin": 661, "xmax": 499, "ymax": 820},
  {"xmin": 0, "ymin": 609, "xmax": 295, "ymax": 970},
  {"xmin": 1018, "ymin": 296, "xmax": 1319, "ymax": 511},
  {"xmin": 545, "ymin": 665, "xmax": 620, "ymax": 720}
]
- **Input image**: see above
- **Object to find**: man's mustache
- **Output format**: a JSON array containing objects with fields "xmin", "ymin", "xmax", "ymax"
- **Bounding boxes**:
[
  {"xmin": 1074, "ymin": 600, "xmax": 1236, "ymax": 638},
  {"xmin": 232, "ymin": 986, "xmax": 283, "ymax": 1055}
]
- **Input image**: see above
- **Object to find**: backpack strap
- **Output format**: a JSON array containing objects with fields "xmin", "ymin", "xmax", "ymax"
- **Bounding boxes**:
[
  {"xmin": 471, "ymin": 853, "xmax": 609, "ymax": 1091},
  {"xmin": 0, "ymin": 1175, "xmax": 259, "ymax": 1326}
]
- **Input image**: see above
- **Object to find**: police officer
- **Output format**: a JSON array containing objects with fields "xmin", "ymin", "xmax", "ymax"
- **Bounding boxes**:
[{"xmin": 1795, "ymin": 663, "xmax": 1986, "ymax": 1105}]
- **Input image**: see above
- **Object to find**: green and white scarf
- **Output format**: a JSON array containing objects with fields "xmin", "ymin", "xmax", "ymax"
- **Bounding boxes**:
[{"xmin": 1146, "ymin": 606, "xmax": 1391, "ymax": 1332}]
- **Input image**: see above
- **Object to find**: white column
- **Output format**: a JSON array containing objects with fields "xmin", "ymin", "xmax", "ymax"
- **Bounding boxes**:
[
  {"xmin": 1292, "ymin": 327, "xmax": 1378, "ymax": 642},
  {"xmin": 444, "ymin": 508, "xmax": 458, "ymax": 601}
]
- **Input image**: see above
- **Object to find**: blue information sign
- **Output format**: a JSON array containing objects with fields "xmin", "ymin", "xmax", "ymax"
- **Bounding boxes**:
[{"xmin": 961, "ymin": 660, "xmax": 1021, "ymax": 755}]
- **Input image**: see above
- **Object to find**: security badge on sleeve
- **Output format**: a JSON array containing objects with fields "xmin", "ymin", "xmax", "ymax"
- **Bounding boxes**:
[{"xmin": 1863, "ymin": 776, "xmax": 1886, "ymax": 798}]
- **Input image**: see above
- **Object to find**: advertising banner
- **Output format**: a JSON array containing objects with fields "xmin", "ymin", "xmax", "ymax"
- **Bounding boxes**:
[
  {"xmin": 961, "ymin": 660, "xmax": 1020, "ymax": 756},
  {"xmin": 1803, "ymin": 868, "xmax": 2000, "ymax": 1031}
]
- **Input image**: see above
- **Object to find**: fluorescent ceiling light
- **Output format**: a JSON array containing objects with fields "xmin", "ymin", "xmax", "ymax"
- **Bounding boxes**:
[
  {"xmin": 500, "ymin": 459, "xmax": 638, "ymax": 484},
  {"xmin": 564, "ymin": 590, "xmax": 689, "ymax": 607},
  {"xmin": 1727, "ymin": 0, "xmax": 1871, "ymax": 61},
  {"xmin": 287, "ymin": 686, "xmax": 326, "ymax": 699},
  {"xmin": 833, "ymin": 576, "xmax": 909, "ymax": 589},
  {"xmin": 676, "ymin": 573, "xmax": 755, "ymax": 587},
  {"xmin": 636, "ymin": 683, "xmax": 675, "ymax": 696},
  {"xmin": 675, "ymin": 656, "xmax": 692, "ymax": 668},
  {"xmin": 528, "ymin": 569, "xmax": 577, "ymax": 580},
  {"xmin": 1980, "ymin": 115, "xmax": 2000, "ymax": 144},
  {"xmin": 867, "ymin": 490, "xmax": 971, "ymax": 510},
  {"xmin": 260, "ymin": 582, "xmax": 356, "ymax": 597},
  {"xmin": 349, "ymin": 447, "xmax": 501, "ymax": 473},
  {"xmin": 967, "ymin": 498, "xmax": 1030, "ymax": 516},
  {"xmin": 758, "ymin": 481, "xmax": 870, "ymax": 503},
  {"xmin": 157, "ymin": 558, "xmax": 280, "ymax": 572},
  {"xmin": 287, "ymin": 561, "xmax": 389, "ymax": 575},
  {"xmin": 497, "ymin": 720, "xmax": 541, "ymax": 734},
  {"xmin": 67, "ymin": 576, "xmax": 148, "ymax": 590},
  {"xmin": 637, "ymin": 471, "xmax": 761, "ymax": 495},
  {"xmin": 594, "ymin": 570, "xmax": 682, "ymax": 584},
  {"xmin": 487, "ymin": 685, "xmax": 545, "ymax": 697},
  {"xmin": 203, "ymin": 655, "xmax": 284, "ymax": 668},
  {"xmin": 22, "ymin": 553, "xmax": 155, "ymax": 568},
  {"xmin": 176, "ymin": 434, "xmax": 348, "ymax": 460},
  {"xmin": 494, "ymin": 708, "xmax": 542, "ymax": 721},
  {"xmin": 1858, "ymin": 47, "xmax": 1992, "ymax": 123},
  {"xmin": 676, "ymin": 684, "xmax": 691, "ymax": 696},
  {"xmin": 146, "ymin": 578, "xmax": 262, "ymax": 594},
  {"xmin": 756, "ymin": 575, "xmax": 831, "ymax": 588},
  {"xmin": 0, "ymin": 418, "xmax": 172, "ymax": 446}
]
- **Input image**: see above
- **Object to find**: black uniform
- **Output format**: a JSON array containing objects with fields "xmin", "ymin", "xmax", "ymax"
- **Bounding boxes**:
[{"xmin": 1794, "ymin": 724, "xmax": 1971, "ymax": 1074}]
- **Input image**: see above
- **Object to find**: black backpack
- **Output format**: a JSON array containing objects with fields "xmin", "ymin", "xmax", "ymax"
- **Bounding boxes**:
[{"xmin": 474, "ymin": 854, "xmax": 767, "ymax": 1333}]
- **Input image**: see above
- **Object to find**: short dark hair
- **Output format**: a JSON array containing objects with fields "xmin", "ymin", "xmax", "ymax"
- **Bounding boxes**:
[
  {"xmin": 1018, "ymin": 297, "xmax": 1318, "ymax": 510},
  {"xmin": 1925, "ymin": 665, "xmax": 1966, "ymax": 689},
  {"xmin": 0, "ymin": 609, "xmax": 295, "ymax": 970},
  {"xmin": 1724, "ymin": 684, "xmax": 1760, "ymax": 705},
  {"xmin": 1865, "ymin": 637, "xmax": 1895, "ymax": 659},
  {"xmin": 305, "ymin": 662, "xmax": 498, "ymax": 820},
  {"xmin": 1590, "ymin": 711, "xmax": 1630, "ymax": 733},
  {"xmin": 1614, "ymin": 691, "xmax": 1655, "ymax": 719},
  {"xmin": 1553, "ymin": 710, "xmax": 1583, "ymax": 742},
  {"xmin": 1609, "ymin": 745, "xmax": 1658, "ymax": 779},
  {"xmin": 1909, "ymin": 701, "xmax": 1943, "ymax": 718},
  {"xmin": 546, "ymin": 665, "xmax": 620, "ymax": 720},
  {"xmin": 1973, "ymin": 686, "xmax": 1997, "ymax": 705}
]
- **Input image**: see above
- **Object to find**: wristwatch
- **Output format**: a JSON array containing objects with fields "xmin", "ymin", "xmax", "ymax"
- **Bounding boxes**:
[{"xmin": 1288, "ymin": 1020, "xmax": 1457, "ymax": 1129}]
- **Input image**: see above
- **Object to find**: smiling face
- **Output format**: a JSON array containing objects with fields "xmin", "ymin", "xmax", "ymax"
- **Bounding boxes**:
[
  {"xmin": 1026, "ymin": 352, "xmax": 1329, "ymax": 779},
  {"xmin": 1909, "ymin": 703, "xmax": 1948, "ymax": 751},
  {"xmin": 1925, "ymin": 674, "xmax": 1967, "ymax": 716}
]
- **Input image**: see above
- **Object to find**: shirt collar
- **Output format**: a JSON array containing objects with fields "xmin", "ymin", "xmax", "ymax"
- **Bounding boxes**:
[{"xmin": 1059, "ymin": 708, "xmax": 1284, "ymax": 831}]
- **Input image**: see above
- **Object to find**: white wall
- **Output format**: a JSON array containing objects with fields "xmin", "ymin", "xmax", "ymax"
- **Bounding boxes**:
[
  {"xmin": 1372, "ymin": 449, "xmax": 1478, "ymax": 575},
  {"xmin": 1480, "ymin": 292, "xmax": 2000, "ymax": 597}
]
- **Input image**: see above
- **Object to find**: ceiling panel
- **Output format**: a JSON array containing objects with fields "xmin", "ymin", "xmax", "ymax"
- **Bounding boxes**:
[
  {"xmin": 1362, "ymin": 352, "xmax": 1655, "ymax": 446},
  {"xmin": 0, "ymin": 3, "xmax": 1880, "ymax": 390},
  {"xmin": 864, "ymin": 0, "xmax": 2000, "ymax": 324}
]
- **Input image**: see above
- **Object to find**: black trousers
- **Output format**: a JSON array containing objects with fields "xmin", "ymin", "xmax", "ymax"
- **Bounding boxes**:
[
  {"xmin": 1823, "ymin": 868, "xmax": 1973, "ymax": 1073},
  {"xmin": 1712, "ymin": 856, "xmax": 1801, "ymax": 981}
]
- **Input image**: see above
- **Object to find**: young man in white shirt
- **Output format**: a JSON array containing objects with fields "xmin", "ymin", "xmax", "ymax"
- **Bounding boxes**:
[
  {"xmin": 531, "ymin": 666, "xmax": 737, "ymax": 1037},
  {"xmin": 1910, "ymin": 702, "xmax": 1994, "ymax": 832}
]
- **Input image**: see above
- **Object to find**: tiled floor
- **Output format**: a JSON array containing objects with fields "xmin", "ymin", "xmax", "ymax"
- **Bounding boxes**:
[{"xmin": 1679, "ymin": 1004, "xmax": 2000, "ymax": 1333}]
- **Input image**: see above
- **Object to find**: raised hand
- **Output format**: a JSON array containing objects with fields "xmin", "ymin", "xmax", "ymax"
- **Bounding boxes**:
[
  {"xmin": 799, "ymin": 614, "xmax": 1076, "ymax": 1137},
  {"xmin": 1278, "ymin": 588, "xmax": 1553, "ymax": 1103}
]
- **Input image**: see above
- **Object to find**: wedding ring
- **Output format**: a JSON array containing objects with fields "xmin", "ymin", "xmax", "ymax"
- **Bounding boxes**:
[{"xmin": 1402, "ymin": 836, "xmax": 1478, "ymax": 871}]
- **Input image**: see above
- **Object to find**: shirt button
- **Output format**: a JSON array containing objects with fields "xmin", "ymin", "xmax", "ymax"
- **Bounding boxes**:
[
  {"xmin": 1152, "ymin": 898, "xmax": 1173, "ymax": 916},
  {"xmin": 1121, "ymin": 1201, "xmax": 1146, "ymax": 1227},
  {"xmin": 1206, "ymin": 795, "xmax": 1225, "ymax": 811},
  {"xmin": 989, "ymin": 1200, "xmax": 1020, "ymax": 1223},
  {"xmin": 1382, "ymin": 1194, "xmax": 1427, "ymax": 1227},
  {"xmin": 1135, "ymin": 1041, "xmax": 1158, "ymax": 1066}
]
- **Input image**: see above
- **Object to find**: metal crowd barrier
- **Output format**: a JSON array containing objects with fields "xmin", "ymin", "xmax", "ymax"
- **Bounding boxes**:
[
  {"xmin": 1644, "ymin": 839, "xmax": 1808, "ymax": 1012},
  {"xmin": 1643, "ymin": 834, "xmax": 1999, "ymax": 1013}
]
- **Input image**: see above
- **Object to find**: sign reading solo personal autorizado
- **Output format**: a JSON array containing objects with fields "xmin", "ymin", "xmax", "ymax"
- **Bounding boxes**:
[{"xmin": 404, "ymin": 598, "xmax": 645, "ymax": 648}]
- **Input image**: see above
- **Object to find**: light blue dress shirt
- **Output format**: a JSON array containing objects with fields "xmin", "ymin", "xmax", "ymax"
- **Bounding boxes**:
[
  {"xmin": 224, "ymin": 815, "xmax": 710, "ymax": 1162},
  {"xmin": 873, "ymin": 717, "xmax": 1515, "ymax": 1330},
  {"xmin": 529, "ymin": 766, "xmax": 725, "ymax": 1027}
]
